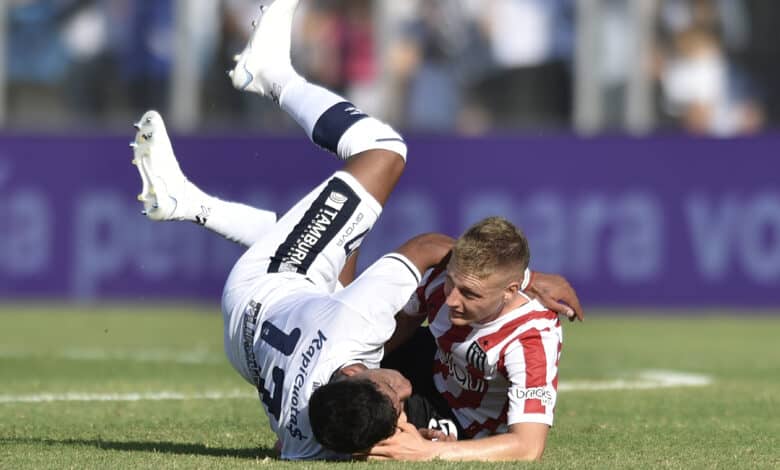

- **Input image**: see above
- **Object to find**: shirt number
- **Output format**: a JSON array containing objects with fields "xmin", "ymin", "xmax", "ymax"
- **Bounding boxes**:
[{"xmin": 257, "ymin": 320, "xmax": 301, "ymax": 420}]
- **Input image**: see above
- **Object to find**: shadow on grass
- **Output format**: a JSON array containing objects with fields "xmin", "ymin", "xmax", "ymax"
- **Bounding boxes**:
[{"xmin": 5, "ymin": 437, "xmax": 277, "ymax": 460}]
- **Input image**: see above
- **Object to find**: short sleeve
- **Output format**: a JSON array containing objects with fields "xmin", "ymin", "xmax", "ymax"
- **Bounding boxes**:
[
  {"xmin": 401, "ymin": 284, "xmax": 427, "ymax": 317},
  {"xmin": 504, "ymin": 327, "xmax": 561, "ymax": 427},
  {"xmin": 332, "ymin": 253, "xmax": 421, "ymax": 345},
  {"xmin": 401, "ymin": 254, "xmax": 450, "ymax": 318}
]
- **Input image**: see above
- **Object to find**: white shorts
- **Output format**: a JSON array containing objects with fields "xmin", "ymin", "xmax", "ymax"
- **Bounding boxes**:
[{"xmin": 222, "ymin": 171, "xmax": 382, "ymax": 319}]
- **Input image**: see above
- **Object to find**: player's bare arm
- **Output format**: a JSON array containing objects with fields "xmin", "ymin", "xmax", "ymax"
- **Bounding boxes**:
[
  {"xmin": 382, "ymin": 233, "xmax": 453, "ymax": 353},
  {"xmin": 526, "ymin": 272, "xmax": 584, "ymax": 321},
  {"xmin": 383, "ymin": 311, "xmax": 425, "ymax": 355},
  {"xmin": 395, "ymin": 233, "xmax": 454, "ymax": 275},
  {"xmin": 367, "ymin": 421, "xmax": 548, "ymax": 462}
]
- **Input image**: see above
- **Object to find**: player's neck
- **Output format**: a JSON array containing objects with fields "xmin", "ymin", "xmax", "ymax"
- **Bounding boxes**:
[
  {"xmin": 481, "ymin": 293, "xmax": 529, "ymax": 324},
  {"xmin": 501, "ymin": 293, "xmax": 529, "ymax": 316}
]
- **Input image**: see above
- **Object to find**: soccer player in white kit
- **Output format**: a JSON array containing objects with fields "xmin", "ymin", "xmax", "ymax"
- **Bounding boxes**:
[{"xmin": 131, "ymin": 0, "xmax": 453, "ymax": 459}]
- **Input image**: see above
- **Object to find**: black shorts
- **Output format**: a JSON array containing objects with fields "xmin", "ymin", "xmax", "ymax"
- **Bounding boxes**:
[{"xmin": 381, "ymin": 327, "xmax": 465, "ymax": 437}]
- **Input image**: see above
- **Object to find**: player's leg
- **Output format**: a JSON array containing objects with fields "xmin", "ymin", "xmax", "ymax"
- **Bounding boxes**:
[
  {"xmin": 224, "ymin": 0, "xmax": 406, "ymax": 295},
  {"xmin": 229, "ymin": 0, "xmax": 407, "ymax": 206},
  {"xmin": 132, "ymin": 110, "xmax": 277, "ymax": 248},
  {"xmin": 338, "ymin": 249, "xmax": 359, "ymax": 287}
]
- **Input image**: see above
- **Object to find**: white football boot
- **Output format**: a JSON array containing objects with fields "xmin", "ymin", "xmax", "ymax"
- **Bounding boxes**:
[
  {"xmin": 229, "ymin": 0, "xmax": 301, "ymax": 102},
  {"xmin": 131, "ymin": 110, "xmax": 204, "ymax": 222}
]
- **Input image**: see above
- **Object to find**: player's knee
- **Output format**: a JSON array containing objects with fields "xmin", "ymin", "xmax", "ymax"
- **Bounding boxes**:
[{"xmin": 337, "ymin": 118, "xmax": 407, "ymax": 163}]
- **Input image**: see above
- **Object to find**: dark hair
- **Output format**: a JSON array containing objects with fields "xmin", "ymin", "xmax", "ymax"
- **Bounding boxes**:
[{"xmin": 308, "ymin": 378, "xmax": 397, "ymax": 453}]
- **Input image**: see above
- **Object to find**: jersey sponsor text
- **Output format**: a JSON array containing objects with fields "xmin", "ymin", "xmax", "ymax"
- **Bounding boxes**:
[
  {"xmin": 287, "ymin": 330, "xmax": 328, "ymax": 440},
  {"xmin": 440, "ymin": 350, "xmax": 487, "ymax": 393},
  {"xmin": 513, "ymin": 386, "xmax": 555, "ymax": 407}
]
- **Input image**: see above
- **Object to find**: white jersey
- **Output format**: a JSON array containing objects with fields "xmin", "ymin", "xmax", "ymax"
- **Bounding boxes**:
[
  {"xmin": 220, "ymin": 172, "xmax": 422, "ymax": 459},
  {"xmin": 405, "ymin": 266, "xmax": 562, "ymax": 438}
]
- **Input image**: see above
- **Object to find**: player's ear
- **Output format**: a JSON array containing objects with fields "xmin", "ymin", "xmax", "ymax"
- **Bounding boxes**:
[
  {"xmin": 338, "ymin": 363, "xmax": 365, "ymax": 377},
  {"xmin": 504, "ymin": 280, "xmax": 521, "ymax": 300}
]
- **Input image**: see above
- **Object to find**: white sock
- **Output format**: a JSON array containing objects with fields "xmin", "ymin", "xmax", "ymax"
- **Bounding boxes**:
[
  {"xmin": 181, "ymin": 182, "xmax": 277, "ymax": 247},
  {"xmin": 279, "ymin": 78, "xmax": 406, "ymax": 160},
  {"xmin": 198, "ymin": 196, "xmax": 277, "ymax": 247},
  {"xmin": 279, "ymin": 78, "xmax": 344, "ymax": 139}
]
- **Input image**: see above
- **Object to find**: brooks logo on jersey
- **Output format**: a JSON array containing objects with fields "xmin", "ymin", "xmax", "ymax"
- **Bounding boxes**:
[{"xmin": 514, "ymin": 386, "xmax": 555, "ymax": 407}]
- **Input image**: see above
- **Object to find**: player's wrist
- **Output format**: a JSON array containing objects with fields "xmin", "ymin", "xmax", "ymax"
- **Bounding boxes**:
[{"xmin": 423, "ymin": 439, "xmax": 444, "ymax": 460}]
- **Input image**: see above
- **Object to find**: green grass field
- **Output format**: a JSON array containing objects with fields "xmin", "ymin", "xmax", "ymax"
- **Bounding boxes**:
[{"xmin": 1, "ymin": 305, "xmax": 778, "ymax": 469}]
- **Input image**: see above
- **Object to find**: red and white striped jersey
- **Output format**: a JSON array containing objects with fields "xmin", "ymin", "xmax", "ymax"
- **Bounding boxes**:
[{"xmin": 404, "ymin": 266, "xmax": 563, "ymax": 438}]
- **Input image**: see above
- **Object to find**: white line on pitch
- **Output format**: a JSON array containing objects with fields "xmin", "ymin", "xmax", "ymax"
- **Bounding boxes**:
[
  {"xmin": 559, "ymin": 370, "xmax": 712, "ymax": 391},
  {"xmin": 0, "ymin": 349, "xmax": 223, "ymax": 364},
  {"xmin": 0, "ymin": 370, "xmax": 711, "ymax": 405},
  {"xmin": 0, "ymin": 390, "xmax": 255, "ymax": 404}
]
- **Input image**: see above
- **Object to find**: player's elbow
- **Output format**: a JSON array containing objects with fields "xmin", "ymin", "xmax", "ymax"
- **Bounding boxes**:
[
  {"xmin": 506, "ymin": 436, "xmax": 546, "ymax": 461},
  {"xmin": 512, "ymin": 444, "xmax": 545, "ymax": 461},
  {"xmin": 526, "ymin": 445, "xmax": 546, "ymax": 461},
  {"xmin": 507, "ymin": 423, "xmax": 548, "ymax": 461},
  {"xmin": 396, "ymin": 233, "xmax": 454, "ymax": 270}
]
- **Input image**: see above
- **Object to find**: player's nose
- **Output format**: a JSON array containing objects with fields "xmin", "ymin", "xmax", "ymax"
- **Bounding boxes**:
[{"xmin": 445, "ymin": 287, "xmax": 463, "ymax": 309}]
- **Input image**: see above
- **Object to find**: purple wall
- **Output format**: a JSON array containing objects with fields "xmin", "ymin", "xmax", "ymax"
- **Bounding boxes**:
[{"xmin": 2, "ymin": 133, "xmax": 779, "ymax": 307}]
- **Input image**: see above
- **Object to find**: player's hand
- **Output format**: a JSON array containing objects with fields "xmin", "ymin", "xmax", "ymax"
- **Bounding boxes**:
[
  {"xmin": 418, "ymin": 427, "xmax": 457, "ymax": 442},
  {"xmin": 363, "ymin": 420, "xmax": 438, "ymax": 461},
  {"xmin": 526, "ymin": 272, "xmax": 584, "ymax": 322}
]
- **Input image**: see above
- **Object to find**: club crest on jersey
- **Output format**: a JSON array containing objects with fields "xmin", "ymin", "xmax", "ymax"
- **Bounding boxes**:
[{"xmin": 466, "ymin": 341, "xmax": 488, "ymax": 373}]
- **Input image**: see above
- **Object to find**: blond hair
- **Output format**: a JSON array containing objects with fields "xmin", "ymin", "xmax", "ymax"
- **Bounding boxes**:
[{"xmin": 451, "ymin": 217, "xmax": 530, "ymax": 279}]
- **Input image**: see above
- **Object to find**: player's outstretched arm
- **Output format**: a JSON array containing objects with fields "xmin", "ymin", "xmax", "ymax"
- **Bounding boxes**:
[
  {"xmin": 525, "ymin": 272, "xmax": 584, "ymax": 321},
  {"xmin": 367, "ymin": 421, "xmax": 548, "ymax": 462}
]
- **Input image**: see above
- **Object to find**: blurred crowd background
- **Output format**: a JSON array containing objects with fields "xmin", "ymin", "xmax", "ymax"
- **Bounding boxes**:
[{"xmin": 2, "ymin": 0, "xmax": 779, "ymax": 136}]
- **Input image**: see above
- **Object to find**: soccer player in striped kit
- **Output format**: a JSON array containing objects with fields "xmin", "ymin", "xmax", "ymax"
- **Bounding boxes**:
[{"xmin": 367, "ymin": 217, "xmax": 581, "ymax": 461}]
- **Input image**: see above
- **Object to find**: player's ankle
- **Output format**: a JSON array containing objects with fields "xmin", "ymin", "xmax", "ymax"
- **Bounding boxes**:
[
  {"xmin": 178, "ymin": 180, "xmax": 212, "ymax": 222},
  {"xmin": 276, "ymin": 73, "xmax": 304, "ymax": 104}
]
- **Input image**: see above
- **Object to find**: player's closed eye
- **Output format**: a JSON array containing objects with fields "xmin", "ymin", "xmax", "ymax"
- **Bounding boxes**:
[{"xmin": 460, "ymin": 289, "xmax": 480, "ymax": 300}]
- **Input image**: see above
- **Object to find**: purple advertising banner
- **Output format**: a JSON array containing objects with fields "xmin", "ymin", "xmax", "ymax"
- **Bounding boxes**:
[{"xmin": 1, "ymin": 133, "xmax": 779, "ymax": 307}]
